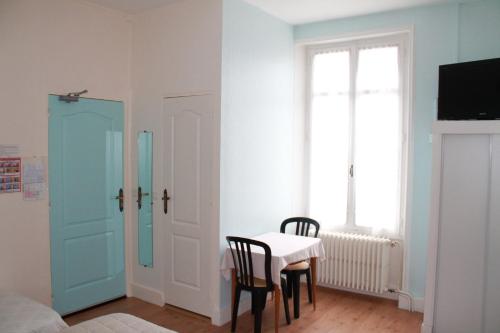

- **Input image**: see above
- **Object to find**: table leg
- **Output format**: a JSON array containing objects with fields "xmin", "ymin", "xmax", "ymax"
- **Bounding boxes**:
[
  {"xmin": 311, "ymin": 257, "xmax": 317, "ymax": 310},
  {"xmin": 274, "ymin": 284, "xmax": 280, "ymax": 333},
  {"xmin": 231, "ymin": 269, "xmax": 236, "ymax": 310}
]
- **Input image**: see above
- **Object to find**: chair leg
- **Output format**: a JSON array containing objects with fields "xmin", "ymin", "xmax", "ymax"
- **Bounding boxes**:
[
  {"xmin": 292, "ymin": 272, "xmax": 301, "ymax": 319},
  {"xmin": 281, "ymin": 279, "xmax": 291, "ymax": 325},
  {"xmin": 274, "ymin": 286, "xmax": 280, "ymax": 333},
  {"xmin": 306, "ymin": 269, "xmax": 313, "ymax": 304},
  {"xmin": 251, "ymin": 293, "xmax": 256, "ymax": 314},
  {"xmin": 231, "ymin": 286, "xmax": 241, "ymax": 332},
  {"xmin": 253, "ymin": 292, "xmax": 265, "ymax": 333},
  {"xmin": 286, "ymin": 272, "xmax": 293, "ymax": 299},
  {"xmin": 254, "ymin": 309, "xmax": 263, "ymax": 333}
]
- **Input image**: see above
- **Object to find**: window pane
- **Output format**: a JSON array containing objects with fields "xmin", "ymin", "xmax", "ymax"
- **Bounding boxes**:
[
  {"xmin": 309, "ymin": 51, "xmax": 350, "ymax": 227},
  {"xmin": 312, "ymin": 51, "xmax": 350, "ymax": 95},
  {"xmin": 354, "ymin": 46, "xmax": 400, "ymax": 234},
  {"xmin": 309, "ymin": 50, "xmax": 350, "ymax": 228},
  {"xmin": 357, "ymin": 47, "xmax": 399, "ymax": 92},
  {"xmin": 310, "ymin": 95, "xmax": 350, "ymax": 227},
  {"xmin": 354, "ymin": 92, "xmax": 400, "ymax": 233}
]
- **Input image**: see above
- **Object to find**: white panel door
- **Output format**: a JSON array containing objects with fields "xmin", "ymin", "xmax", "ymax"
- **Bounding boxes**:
[
  {"xmin": 434, "ymin": 134, "xmax": 490, "ymax": 333},
  {"xmin": 162, "ymin": 95, "xmax": 213, "ymax": 317}
]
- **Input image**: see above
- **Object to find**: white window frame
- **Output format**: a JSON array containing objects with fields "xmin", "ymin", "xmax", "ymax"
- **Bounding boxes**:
[{"xmin": 304, "ymin": 33, "xmax": 411, "ymax": 239}]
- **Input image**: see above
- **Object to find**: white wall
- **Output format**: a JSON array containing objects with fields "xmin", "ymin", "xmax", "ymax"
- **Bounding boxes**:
[
  {"xmin": 129, "ymin": 0, "xmax": 222, "ymax": 305},
  {"xmin": 0, "ymin": 0, "xmax": 131, "ymax": 305},
  {"xmin": 218, "ymin": 0, "xmax": 294, "ymax": 322}
]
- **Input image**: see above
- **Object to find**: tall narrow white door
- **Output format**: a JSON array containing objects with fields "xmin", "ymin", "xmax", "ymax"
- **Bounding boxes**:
[{"xmin": 162, "ymin": 95, "xmax": 213, "ymax": 317}]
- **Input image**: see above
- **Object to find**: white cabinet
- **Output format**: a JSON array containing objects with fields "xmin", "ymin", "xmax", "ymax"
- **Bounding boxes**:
[{"xmin": 423, "ymin": 122, "xmax": 500, "ymax": 333}]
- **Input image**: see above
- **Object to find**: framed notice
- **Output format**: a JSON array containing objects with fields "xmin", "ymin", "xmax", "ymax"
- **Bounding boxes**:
[{"xmin": 0, "ymin": 157, "xmax": 21, "ymax": 193}]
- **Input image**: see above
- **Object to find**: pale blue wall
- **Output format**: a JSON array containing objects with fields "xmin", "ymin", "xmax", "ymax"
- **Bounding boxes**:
[
  {"xmin": 220, "ymin": 0, "xmax": 294, "ymax": 309},
  {"xmin": 458, "ymin": 1, "xmax": 500, "ymax": 62},
  {"xmin": 295, "ymin": 0, "xmax": 500, "ymax": 298}
]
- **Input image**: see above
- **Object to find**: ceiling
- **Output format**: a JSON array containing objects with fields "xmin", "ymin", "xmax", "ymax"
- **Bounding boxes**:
[
  {"xmin": 84, "ymin": 0, "xmax": 468, "ymax": 23},
  {"xmin": 84, "ymin": 0, "xmax": 179, "ymax": 13},
  {"xmin": 243, "ymin": 0, "xmax": 465, "ymax": 24}
]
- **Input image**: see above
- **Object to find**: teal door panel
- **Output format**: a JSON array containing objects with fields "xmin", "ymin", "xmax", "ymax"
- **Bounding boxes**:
[
  {"xmin": 49, "ymin": 95, "xmax": 125, "ymax": 315},
  {"xmin": 138, "ymin": 132, "xmax": 153, "ymax": 267}
]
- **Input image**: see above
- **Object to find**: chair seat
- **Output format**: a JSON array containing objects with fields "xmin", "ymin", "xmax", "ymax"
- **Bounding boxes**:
[
  {"xmin": 283, "ymin": 261, "xmax": 310, "ymax": 271},
  {"xmin": 237, "ymin": 276, "xmax": 268, "ymax": 288},
  {"xmin": 253, "ymin": 278, "xmax": 267, "ymax": 287}
]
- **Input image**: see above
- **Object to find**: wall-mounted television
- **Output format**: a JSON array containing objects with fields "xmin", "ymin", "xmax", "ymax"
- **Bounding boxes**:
[{"xmin": 438, "ymin": 58, "xmax": 500, "ymax": 120}]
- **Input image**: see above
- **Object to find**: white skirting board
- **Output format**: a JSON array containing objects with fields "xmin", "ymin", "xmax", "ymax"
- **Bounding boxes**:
[
  {"xmin": 319, "ymin": 282, "xmax": 424, "ymax": 313},
  {"xmin": 130, "ymin": 282, "xmax": 252, "ymax": 326},
  {"xmin": 421, "ymin": 322, "xmax": 433, "ymax": 333},
  {"xmin": 129, "ymin": 283, "xmax": 165, "ymax": 307},
  {"xmin": 211, "ymin": 296, "xmax": 252, "ymax": 326}
]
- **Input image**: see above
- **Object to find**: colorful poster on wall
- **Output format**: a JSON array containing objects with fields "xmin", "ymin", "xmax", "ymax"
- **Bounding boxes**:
[
  {"xmin": 0, "ymin": 157, "xmax": 22, "ymax": 193},
  {"xmin": 22, "ymin": 157, "xmax": 47, "ymax": 201}
]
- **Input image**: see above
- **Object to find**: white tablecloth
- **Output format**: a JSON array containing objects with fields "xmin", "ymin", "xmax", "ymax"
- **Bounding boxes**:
[{"xmin": 221, "ymin": 232, "xmax": 325, "ymax": 287}]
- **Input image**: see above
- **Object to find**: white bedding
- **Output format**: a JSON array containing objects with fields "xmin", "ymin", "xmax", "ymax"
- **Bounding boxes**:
[
  {"xmin": 0, "ymin": 291, "xmax": 68, "ymax": 333},
  {"xmin": 61, "ymin": 313, "xmax": 175, "ymax": 333}
]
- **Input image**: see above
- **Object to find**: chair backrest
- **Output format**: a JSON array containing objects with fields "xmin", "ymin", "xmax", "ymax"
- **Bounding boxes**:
[
  {"xmin": 226, "ymin": 236, "xmax": 273, "ymax": 290},
  {"xmin": 280, "ymin": 217, "xmax": 320, "ymax": 238}
]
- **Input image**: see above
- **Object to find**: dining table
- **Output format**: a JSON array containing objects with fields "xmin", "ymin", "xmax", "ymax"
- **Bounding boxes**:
[{"xmin": 221, "ymin": 232, "xmax": 326, "ymax": 329}]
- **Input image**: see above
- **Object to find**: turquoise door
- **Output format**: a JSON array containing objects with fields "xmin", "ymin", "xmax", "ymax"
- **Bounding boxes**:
[{"xmin": 49, "ymin": 95, "xmax": 125, "ymax": 315}]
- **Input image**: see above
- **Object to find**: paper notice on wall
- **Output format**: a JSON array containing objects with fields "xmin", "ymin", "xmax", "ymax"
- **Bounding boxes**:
[
  {"xmin": 22, "ymin": 157, "xmax": 47, "ymax": 201},
  {"xmin": 0, "ymin": 145, "xmax": 20, "ymax": 157},
  {"xmin": 23, "ymin": 183, "xmax": 46, "ymax": 201}
]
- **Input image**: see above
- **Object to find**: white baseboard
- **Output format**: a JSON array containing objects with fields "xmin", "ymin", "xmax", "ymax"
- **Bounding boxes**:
[
  {"xmin": 211, "ymin": 296, "xmax": 252, "ymax": 326},
  {"xmin": 129, "ymin": 282, "xmax": 164, "ymax": 307},
  {"xmin": 318, "ymin": 282, "xmax": 398, "ymax": 300},
  {"xmin": 398, "ymin": 295, "xmax": 424, "ymax": 313},
  {"xmin": 421, "ymin": 322, "xmax": 433, "ymax": 333},
  {"xmin": 319, "ymin": 283, "xmax": 424, "ymax": 313}
]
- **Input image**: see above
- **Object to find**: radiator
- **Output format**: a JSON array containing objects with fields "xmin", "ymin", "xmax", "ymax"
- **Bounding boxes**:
[{"xmin": 318, "ymin": 231, "xmax": 392, "ymax": 294}]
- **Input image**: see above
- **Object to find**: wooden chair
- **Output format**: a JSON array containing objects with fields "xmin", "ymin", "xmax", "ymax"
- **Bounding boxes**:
[
  {"xmin": 280, "ymin": 217, "xmax": 320, "ymax": 318},
  {"xmin": 227, "ymin": 236, "xmax": 291, "ymax": 333}
]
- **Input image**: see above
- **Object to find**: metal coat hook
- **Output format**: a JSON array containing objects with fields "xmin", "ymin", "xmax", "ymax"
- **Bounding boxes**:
[{"xmin": 58, "ymin": 89, "xmax": 88, "ymax": 103}]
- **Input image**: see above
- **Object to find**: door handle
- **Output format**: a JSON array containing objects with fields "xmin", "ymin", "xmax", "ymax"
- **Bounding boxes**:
[
  {"xmin": 162, "ymin": 189, "xmax": 171, "ymax": 214},
  {"xmin": 137, "ymin": 186, "xmax": 142, "ymax": 210},
  {"xmin": 115, "ymin": 188, "xmax": 124, "ymax": 212}
]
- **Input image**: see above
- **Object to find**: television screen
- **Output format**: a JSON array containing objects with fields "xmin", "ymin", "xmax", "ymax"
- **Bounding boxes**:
[{"xmin": 438, "ymin": 58, "xmax": 500, "ymax": 120}]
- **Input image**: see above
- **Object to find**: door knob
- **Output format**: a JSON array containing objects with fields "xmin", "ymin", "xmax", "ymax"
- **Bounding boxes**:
[
  {"xmin": 162, "ymin": 189, "xmax": 171, "ymax": 214},
  {"xmin": 137, "ymin": 186, "xmax": 142, "ymax": 210},
  {"xmin": 115, "ymin": 188, "xmax": 124, "ymax": 212}
]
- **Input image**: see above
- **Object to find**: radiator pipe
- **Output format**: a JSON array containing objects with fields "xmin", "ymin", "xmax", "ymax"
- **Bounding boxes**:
[{"xmin": 388, "ymin": 288, "xmax": 414, "ymax": 312}]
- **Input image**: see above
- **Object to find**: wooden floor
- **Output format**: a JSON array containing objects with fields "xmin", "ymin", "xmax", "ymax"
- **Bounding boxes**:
[{"xmin": 64, "ymin": 286, "xmax": 422, "ymax": 333}]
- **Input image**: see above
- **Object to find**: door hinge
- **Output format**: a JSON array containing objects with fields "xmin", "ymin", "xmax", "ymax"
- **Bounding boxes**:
[{"xmin": 349, "ymin": 164, "xmax": 354, "ymax": 177}]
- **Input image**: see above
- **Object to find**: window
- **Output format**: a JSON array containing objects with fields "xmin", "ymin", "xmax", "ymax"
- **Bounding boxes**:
[{"xmin": 307, "ymin": 35, "xmax": 409, "ymax": 237}]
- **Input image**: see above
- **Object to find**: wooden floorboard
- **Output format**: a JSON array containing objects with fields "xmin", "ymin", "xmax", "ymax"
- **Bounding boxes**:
[{"xmin": 64, "ymin": 286, "xmax": 422, "ymax": 333}]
